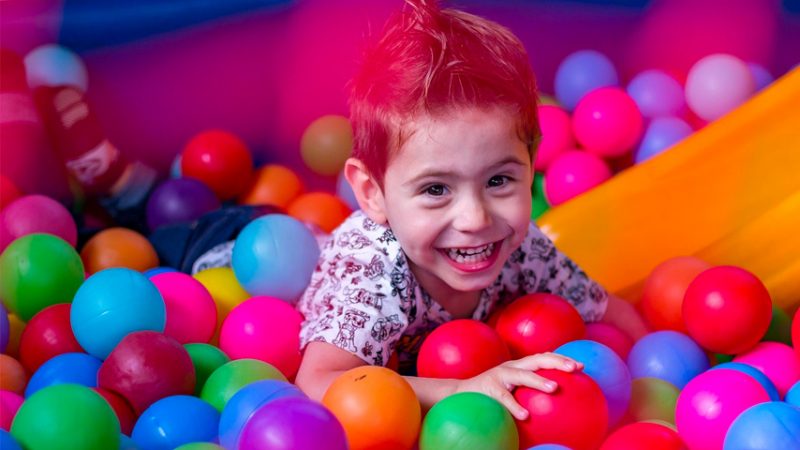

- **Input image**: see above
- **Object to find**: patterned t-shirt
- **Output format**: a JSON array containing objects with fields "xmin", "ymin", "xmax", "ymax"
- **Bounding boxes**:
[{"xmin": 297, "ymin": 210, "xmax": 608, "ymax": 374}]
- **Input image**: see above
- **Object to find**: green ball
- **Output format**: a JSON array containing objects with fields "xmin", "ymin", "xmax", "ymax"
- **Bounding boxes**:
[
  {"xmin": 762, "ymin": 305, "xmax": 793, "ymax": 345},
  {"xmin": 200, "ymin": 358, "xmax": 286, "ymax": 411},
  {"xmin": 419, "ymin": 392, "xmax": 518, "ymax": 450},
  {"xmin": 174, "ymin": 443, "xmax": 224, "ymax": 450},
  {"xmin": 628, "ymin": 377, "xmax": 680, "ymax": 425},
  {"xmin": 185, "ymin": 343, "xmax": 231, "ymax": 395},
  {"xmin": 531, "ymin": 172, "xmax": 549, "ymax": 220},
  {"xmin": 10, "ymin": 384, "xmax": 120, "ymax": 450},
  {"xmin": 0, "ymin": 233, "xmax": 84, "ymax": 322}
]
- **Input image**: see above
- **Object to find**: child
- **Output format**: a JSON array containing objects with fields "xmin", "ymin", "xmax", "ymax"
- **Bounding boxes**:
[{"xmin": 294, "ymin": 0, "xmax": 646, "ymax": 419}]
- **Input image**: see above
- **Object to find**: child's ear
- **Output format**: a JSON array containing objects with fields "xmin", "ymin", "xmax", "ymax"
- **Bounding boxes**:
[{"xmin": 344, "ymin": 157, "xmax": 388, "ymax": 224}]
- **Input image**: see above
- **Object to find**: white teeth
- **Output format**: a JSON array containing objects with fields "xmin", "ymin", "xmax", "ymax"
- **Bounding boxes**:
[{"xmin": 445, "ymin": 243, "xmax": 495, "ymax": 263}]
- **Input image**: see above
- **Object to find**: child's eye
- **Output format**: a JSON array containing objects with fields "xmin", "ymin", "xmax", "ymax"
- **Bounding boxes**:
[
  {"xmin": 488, "ymin": 175, "xmax": 511, "ymax": 187},
  {"xmin": 424, "ymin": 184, "xmax": 447, "ymax": 196}
]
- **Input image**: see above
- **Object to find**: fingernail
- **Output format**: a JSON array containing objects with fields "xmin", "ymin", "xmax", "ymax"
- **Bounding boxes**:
[
  {"xmin": 517, "ymin": 409, "xmax": 529, "ymax": 420},
  {"xmin": 564, "ymin": 361, "xmax": 575, "ymax": 369},
  {"xmin": 545, "ymin": 381, "xmax": 557, "ymax": 391}
]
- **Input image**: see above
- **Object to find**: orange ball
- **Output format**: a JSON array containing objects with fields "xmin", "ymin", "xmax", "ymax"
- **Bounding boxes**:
[
  {"xmin": 4, "ymin": 314, "xmax": 25, "ymax": 359},
  {"xmin": 640, "ymin": 256, "xmax": 710, "ymax": 333},
  {"xmin": 322, "ymin": 366, "xmax": 421, "ymax": 450},
  {"xmin": 0, "ymin": 354, "xmax": 27, "ymax": 395},
  {"xmin": 238, "ymin": 164, "xmax": 303, "ymax": 209},
  {"xmin": 300, "ymin": 115, "xmax": 353, "ymax": 176},
  {"xmin": 80, "ymin": 227, "xmax": 159, "ymax": 275},
  {"xmin": 288, "ymin": 192, "xmax": 351, "ymax": 233}
]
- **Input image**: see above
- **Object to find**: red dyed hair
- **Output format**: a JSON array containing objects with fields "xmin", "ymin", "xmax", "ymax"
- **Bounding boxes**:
[{"xmin": 349, "ymin": 0, "xmax": 540, "ymax": 184}]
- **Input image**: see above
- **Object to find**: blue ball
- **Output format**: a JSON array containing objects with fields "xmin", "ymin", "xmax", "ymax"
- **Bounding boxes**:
[
  {"xmin": 554, "ymin": 50, "xmax": 619, "ymax": 111},
  {"xmin": 143, "ymin": 266, "xmax": 178, "ymax": 278},
  {"xmin": 712, "ymin": 362, "xmax": 781, "ymax": 401},
  {"xmin": 0, "ymin": 430, "xmax": 22, "ymax": 450},
  {"xmin": 723, "ymin": 401, "xmax": 800, "ymax": 450},
  {"xmin": 71, "ymin": 268, "xmax": 166, "ymax": 359},
  {"xmin": 785, "ymin": 381, "xmax": 800, "ymax": 407},
  {"xmin": 526, "ymin": 445, "xmax": 572, "ymax": 450},
  {"xmin": 24, "ymin": 44, "xmax": 88, "ymax": 91},
  {"xmin": 336, "ymin": 170, "xmax": 359, "ymax": 211},
  {"xmin": 25, "ymin": 352, "xmax": 103, "ymax": 397},
  {"xmin": 132, "ymin": 395, "xmax": 220, "ymax": 450},
  {"xmin": 232, "ymin": 214, "xmax": 320, "ymax": 301},
  {"xmin": 0, "ymin": 302, "xmax": 9, "ymax": 353},
  {"xmin": 556, "ymin": 339, "xmax": 632, "ymax": 426},
  {"xmin": 747, "ymin": 63, "xmax": 774, "ymax": 92},
  {"xmin": 627, "ymin": 331, "xmax": 709, "ymax": 389},
  {"xmin": 626, "ymin": 69, "xmax": 685, "ymax": 118},
  {"xmin": 120, "ymin": 434, "xmax": 140, "ymax": 450},
  {"xmin": 219, "ymin": 379, "xmax": 307, "ymax": 449},
  {"xmin": 634, "ymin": 116, "xmax": 693, "ymax": 164}
]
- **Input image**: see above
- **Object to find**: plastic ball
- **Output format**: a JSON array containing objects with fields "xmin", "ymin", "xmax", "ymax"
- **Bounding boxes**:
[
  {"xmin": 19, "ymin": 304, "xmax": 83, "ymax": 373},
  {"xmin": 218, "ymin": 379, "xmax": 307, "ymax": 449},
  {"xmin": 132, "ymin": 395, "xmax": 220, "ymax": 450},
  {"xmin": 94, "ymin": 387, "xmax": 136, "ymax": 436},
  {"xmin": 494, "ymin": 293, "xmax": 586, "ymax": 358},
  {"xmin": 527, "ymin": 445, "xmax": 571, "ymax": 450},
  {"xmin": 634, "ymin": 117, "xmax": 693, "ymax": 163},
  {"xmin": 288, "ymin": 191, "xmax": 351, "ymax": 233},
  {"xmin": 322, "ymin": 366, "xmax": 421, "ymax": 450},
  {"xmin": 200, "ymin": 359, "xmax": 287, "ymax": 412},
  {"xmin": 239, "ymin": 397, "xmax": 348, "ymax": 450},
  {"xmin": 733, "ymin": 341, "xmax": 800, "ymax": 398},
  {"xmin": 150, "ymin": 272, "xmax": 217, "ymax": 344},
  {"xmin": 98, "ymin": 330, "xmax": 195, "ymax": 415},
  {"xmin": 25, "ymin": 352, "xmax": 102, "ymax": 397},
  {"xmin": 0, "ymin": 390, "xmax": 23, "ymax": 431},
  {"xmin": 0, "ymin": 175, "xmax": 23, "ymax": 211},
  {"xmin": 184, "ymin": 343, "xmax": 230, "ymax": 396},
  {"xmin": 531, "ymin": 172, "xmax": 549, "ymax": 220},
  {"xmin": 786, "ymin": 381, "xmax": 800, "ymax": 407},
  {"xmin": 0, "ymin": 303, "xmax": 9, "ymax": 354},
  {"xmin": 24, "ymin": 44, "xmax": 89, "ymax": 91},
  {"xmin": 4, "ymin": 315, "xmax": 23, "ymax": 359},
  {"xmin": 585, "ymin": 322, "xmax": 634, "ymax": 361},
  {"xmin": 683, "ymin": 265, "xmax": 772, "ymax": 354},
  {"xmin": 71, "ymin": 268, "xmax": 166, "ymax": 359},
  {"xmin": 641, "ymin": 256, "xmax": 710, "ymax": 333},
  {"xmin": 336, "ymin": 170, "xmax": 359, "ymax": 210},
  {"xmin": 762, "ymin": 305, "xmax": 792, "ymax": 345},
  {"xmin": 746, "ymin": 62, "xmax": 774, "ymax": 91},
  {"xmin": 0, "ymin": 195, "xmax": 77, "ymax": 252},
  {"xmin": 685, "ymin": 54, "xmax": 755, "ymax": 121},
  {"xmin": 144, "ymin": 266, "xmax": 177, "ymax": 278},
  {"xmin": 544, "ymin": 150, "xmax": 612, "ymax": 206},
  {"xmin": 675, "ymin": 368, "xmax": 770, "ymax": 450},
  {"xmin": 572, "ymin": 87, "xmax": 644, "ymax": 158},
  {"xmin": 175, "ymin": 444, "xmax": 224, "ymax": 450},
  {"xmin": 300, "ymin": 115, "xmax": 353, "ymax": 176},
  {"xmin": 231, "ymin": 214, "xmax": 320, "ymax": 301},
  {"xmin": 420, "ymin": 392, "xmax": 518, "ymax": 450},
  {"xmin": 146, "ymin": 178, "xmax": 220, "ymax": 231},
  {"xmin": 724, "ymin": 401, "xmax": 800, "ymax": 450},
  {"xmin": 712, "ymin": 362, "xmax": 780, "ymax": 401},
  {"xmin": 0, "ymin": 355, "xmax": 26, "ymax": 395},
  {"xmin": 554, "ymin": 50, "xmax": 619, "ymax": 111},
  {"xmin": 626, "ymin": 69, "xmax": 685, "ymax": 119},
  {"xmin": 628, "ymin": 377, "xmax": 680, "ymax": 424},
  {"xmin": 0, "ymin": 233, "xmax": 84, "ymax": 322},
  {"xmin": 514, "ymin": 369, "xmax": 608, "ymax": 450},
  {"xmin": 10, "ymin": 384, "xmax": 119, "ymax": 450},
  {"xmin": 0, "ymin": 430, "xmax": 21, "ymax": 450},
  {"xmin": 793, "ymin": 307, "xmax": 800, "ymax": 360},
  {"xmin": 170, "ymin": 154, "xmax": 182, "ymax": 178},
  {"xmin": 627, "ymin": 331, "xmax": 709, "ymax": 389},
  {"xmin": 417, "ymin": 319, "xmax": 510, "ymax": 380},
  {"xmin": 181, "ymin": 130, "xmax": 254, "ymax": 200},
  {"xmin": 80, "ymin": 227, "xmax": 159, "ymax": 274},
  {"xmin": 193, "ymin": 267, "xmax": 250, "ymax": 342},
  {"xmin": 556, "ymin": 340, "xmax": 632, "ymax": 426},
  {"xmin": 534, "ymin": 105, "xmax": 575, "ymax": 171},
  {"xmin": 238, "ymin": 164, "xmax": 303, "ymax": 209},
  {"xmin": 600, "ymin": 421, "xmax": 685, "ymax": 450}
]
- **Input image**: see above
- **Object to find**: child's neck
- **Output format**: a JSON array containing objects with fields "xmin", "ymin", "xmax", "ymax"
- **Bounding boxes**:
[{"xmin": 408, "ymin": 261, "xmax": 481, "ymax": 319}]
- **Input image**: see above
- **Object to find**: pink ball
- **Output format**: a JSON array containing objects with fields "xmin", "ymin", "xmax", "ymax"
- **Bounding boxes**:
[
  {"xmin": 219, "ymin": 296, "xmax": 303, "ymax": 379},
  {"xmin": 0, "ymin": 389, "xmax": 24, "ymax": 431},
  {"xmin": 585, "ymin": 322, "xmax": 634, "ymax": 361},
  {"xmin": 733, "ymin": 342, "xmax": 800, "ymax": 399},
  {"xmin": 685, "ymin": 54, "xmax": 756, "ymax": 121},
  {"xmin": 534, "ymin": 105, "xmax": 575, "ymax": 172},
  {"xmin": 150, "ymin": 272, "xmax": 217, "ymax": 344},
  {"xmin": 544, "ymin": 150, "xmax": 612, "ymax": 206},
  {"xmin": 675, "ymin": 368, "xmax": 770, "ymax": 450},
  {"xmin": 572, "ymin": 87, "xmax": 644, "ymax": 158},
  {"xmin": 0, "ymin": 194, "xmax": 77, "ymax": 252}
]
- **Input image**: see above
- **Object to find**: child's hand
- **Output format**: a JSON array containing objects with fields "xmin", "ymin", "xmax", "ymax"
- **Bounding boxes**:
[{"xmin": 453, "ymin": 353, "xmax": 582, "ymax": 420}]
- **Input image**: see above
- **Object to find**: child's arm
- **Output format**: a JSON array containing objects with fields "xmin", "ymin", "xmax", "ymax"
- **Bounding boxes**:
[{"xmin": 601, "ymin": 294, "xmax": 649, "ymax": 341}]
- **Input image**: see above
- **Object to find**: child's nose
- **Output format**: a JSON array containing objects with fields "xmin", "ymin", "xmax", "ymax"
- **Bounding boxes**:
[{"xmin": 453, "ymin": 196, "xmax": 491, "ymax": 232}]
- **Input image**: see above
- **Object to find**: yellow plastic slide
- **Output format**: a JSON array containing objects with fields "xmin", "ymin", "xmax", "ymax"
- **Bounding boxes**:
[{"xmin": 537, "ymin": 68, "xmax": 800, "ymax": 312}]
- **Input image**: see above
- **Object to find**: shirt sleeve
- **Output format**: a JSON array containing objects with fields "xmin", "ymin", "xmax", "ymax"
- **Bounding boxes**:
[{"xmin": 296, "ymin": 226, "xmax": 409, "ymax": 367}]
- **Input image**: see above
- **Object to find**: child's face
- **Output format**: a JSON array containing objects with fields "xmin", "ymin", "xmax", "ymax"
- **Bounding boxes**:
[{"xmin": 380, "ymin": 106, "xmax": 533, "ymax": 299}]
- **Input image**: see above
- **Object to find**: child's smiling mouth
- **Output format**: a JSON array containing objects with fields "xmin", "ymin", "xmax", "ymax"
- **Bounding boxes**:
[{"xmin": 439, "ymin": 240, "xmax": 503, "ymax": 272}]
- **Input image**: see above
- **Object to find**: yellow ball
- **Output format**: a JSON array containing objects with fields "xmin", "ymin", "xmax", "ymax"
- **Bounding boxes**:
[
  {"xmin": 193, "ymin": 267, "xmax": 250, "ymax": 344},
  {"xmin": 300, "ymin": 115, "xmax": 353, "ymax": 176}
]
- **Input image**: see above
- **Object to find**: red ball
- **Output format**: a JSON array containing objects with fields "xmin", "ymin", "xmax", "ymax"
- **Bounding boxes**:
[
  {"xmin": 18, "ymin": 303, "xmax": 83, "ymax": 373},
  {"xmin": 514, "ymin": 369, "xmax": 608, "ymax": 450},
  {"xmin": 0, "ymin": 175, "xmax": 22, "ymax": 210},
  {"xmin": 94, "ymin": 387, "xmax": 136, "ymax": 436},
  {"xmin": 600, "ymin": 421, "xmax": 685, "ymax": 450},
  {"xmin": 97, "ymin": 331, "xmax": 195, "ymax": 415},
  {"xmin": 793, "ymin": 308, "xmax": 800, "ymax": 360},
  {"xmin": 181, "ymin": 130, "xmax": 254, "ymax": 200},
  {"xmin": 585, "ymin": 322, "xmax": 634, "ymax": 361},
  {"xmin": 494, "ymin": 293, "xmax": 586, "ymax": 358},
  {"xmin": 417, "ymin": 319, "xmax": 511, "ymax": 379},
  {"xmin": 682, "ymin": 266, "xmax": 772, "ymax": 354},
  {"xmin": 641, "ymin": 256, "xmax": 710, "ymax": 333}
]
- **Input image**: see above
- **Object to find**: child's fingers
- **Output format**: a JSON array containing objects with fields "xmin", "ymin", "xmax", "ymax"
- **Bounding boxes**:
[
  {"xmin": 506, "ymin": 352, "xmax": 583, "ymax": 372},
  {"xmin": 490, "ymin": 383, "xmax": 530, "ymax": 421},
  {"xmin": 500, "ymin": 367, "xmax": 559, "ymax": 393}
]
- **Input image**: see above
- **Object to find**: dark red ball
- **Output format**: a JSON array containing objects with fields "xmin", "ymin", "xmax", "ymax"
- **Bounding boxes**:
[
  {"xmin": 19, "ymin": 303, "xmax": 83, "ymax": 373},
  {"xmin": 600, "ymin": 421, "xmax": 685, "ymax": 450},
  {"xmin": 495, "ymin": 293, "xmax": 585, "ymax": 358},
  {"xmin": 417, "ymin": 319, "xmax": 510, "ymax": 379}
]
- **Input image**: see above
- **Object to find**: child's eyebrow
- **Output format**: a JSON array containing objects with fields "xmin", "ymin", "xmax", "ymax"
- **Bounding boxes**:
[{"xmin": 403, "ymin": 156, "xmax": 527, "ymax": 187}]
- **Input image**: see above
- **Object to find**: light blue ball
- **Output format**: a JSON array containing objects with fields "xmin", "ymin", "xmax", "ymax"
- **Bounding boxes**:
[
  {"xmin": 635, "ymin": 116, "xmax": 693, "ymax": 163},
  {"xmin": 232, "ymin": 214, "xmax": 320, "ymax": 301},
  {"xmin": 627, "ymin": 331, "xmax": 709, "ymax": 389},
  {"xmin": 336, "ymin": 170, "xmax": 359, "ymax": 210},
  {"xmin": 24, "ymin": 44, "xmax": 89, "ymax": 91},
  {"xmin": 71, "ymin": 268, "xmax": 166, "ymax": 359},
  {"xmin": 170, "ymin": 154, "xmax": 183, "ymax": 179},
  {"xmin": 133, "ymin": 395, "xmax": 219, "ymax": 450},
  {"xmin": 626, "ymin": 69, "xmax": 685, "ymax": 118},
  {"xmin": 25, "ymin": 352, "xmax": 103, "ymax": 397},
  {"xmin": 712, "ymin": 362, "xmax": 781, "ymax": 401},
  {"xmin": 556, "ymin": 339, "xmax": 631, "ymax": 426},
  {"xmin": 554, "ymin": 50, "xmax": 619, "ymax": 111},
  {"xmin": 786, "ymin": 381, "xmax": 800, "ymax": 407},
  {"xmin": 723, "ymin": 401, "xmax": 800, "ymax": 450}
]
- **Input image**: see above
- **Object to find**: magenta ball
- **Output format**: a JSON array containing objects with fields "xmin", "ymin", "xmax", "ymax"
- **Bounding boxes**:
[
  {"xmin": 238, "ymin": 397, "xmax": 347, "ymax": 450},
  {"xmin": 0, "ymin": 195, "xmax": 77, "ymax": 252},
  {"xmin": 685, "ymin": 54, "xmax": 755, "ymax": 121},
  {"xmin": 675, "ymin": 368, "xmax": 771, "ymax": 450},
  {"xmin": 734, "ymin": 342, "xmax": 800, "ymax": 399},
  {"xmin": 572, "ymin": 87, "xmax": 644, "ymax": 158},
  {"xmin": 219, "ymin": 296, "xmax": 302, "ymax": 379},
  {"xmin": 150, "ymin": 272, "xmax": 217, "ymax": 344},
  {"xmin": 534, "ymin": 105, "xmax": 575, "ymax": 172},
  {"xmin": 544, "ymin": 150, "xmax": 612, "ymax": 206},
  {"xmin": 0, "ymin": 390, "xmax": 24, "ymax": 431}
]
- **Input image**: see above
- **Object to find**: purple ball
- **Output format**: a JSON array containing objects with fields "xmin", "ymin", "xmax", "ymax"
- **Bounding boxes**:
[
  {"xmin": 0, "ymin": 302, "xmax": 9, "ymax": 353},
  {"xmin": 145, "ymin": 178, "xmax": 220, "ymax": 231},
  {"xmin": 238, "ymin": 397, "xmax": 347, "ymax": 450}
]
